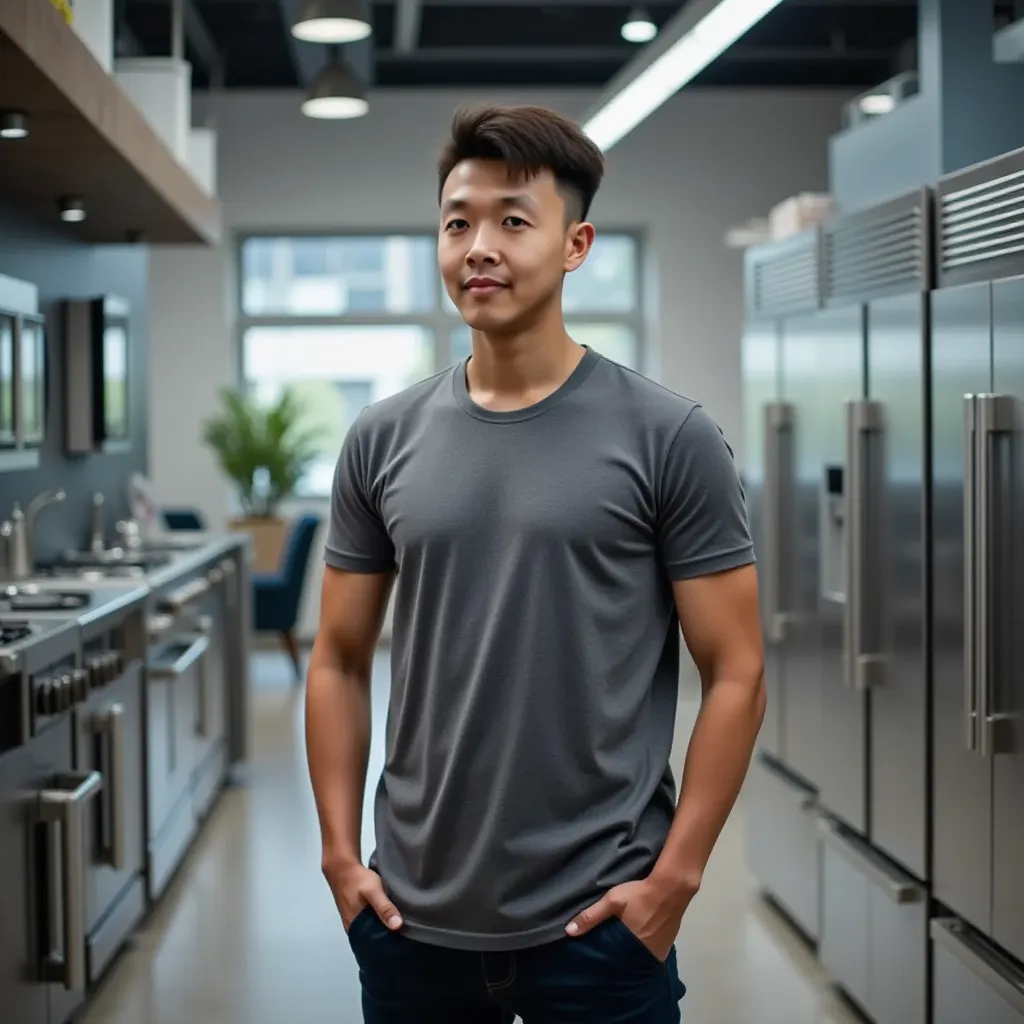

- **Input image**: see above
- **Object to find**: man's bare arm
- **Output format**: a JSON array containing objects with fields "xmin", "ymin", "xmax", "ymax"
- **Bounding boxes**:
[
  {"xmin": 651, "ymin": 563, "xmax": 766, "ymax": 894},
  {"xmin": 305, "ymin": 565, "xmax": 396, "ymax": 927}
]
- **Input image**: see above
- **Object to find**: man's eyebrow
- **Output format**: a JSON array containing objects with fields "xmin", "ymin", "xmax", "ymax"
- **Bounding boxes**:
[{"xmin": 439, "ymin": 194, "xmax": 540, "ymax": 215}]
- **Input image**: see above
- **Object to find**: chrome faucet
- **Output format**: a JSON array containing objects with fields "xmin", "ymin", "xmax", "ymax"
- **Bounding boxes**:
[{"xmin": 22, "ymin": 488, "xmax": 66, "ymax": 573}]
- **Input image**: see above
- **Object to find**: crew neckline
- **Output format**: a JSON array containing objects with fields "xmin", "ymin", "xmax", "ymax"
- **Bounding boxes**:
[{"xmin": 452, "ymin": 345, "xmax": 601, "ymax": 424}]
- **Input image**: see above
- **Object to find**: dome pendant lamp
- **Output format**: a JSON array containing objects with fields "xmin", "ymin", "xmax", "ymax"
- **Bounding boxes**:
[
  {"xmin": 301, "ymin": 49, "xmax": 369, "ymax": 120},
  {"xmin": 291, "ymin": 0, "xmax": 372, "ymax": 43}
]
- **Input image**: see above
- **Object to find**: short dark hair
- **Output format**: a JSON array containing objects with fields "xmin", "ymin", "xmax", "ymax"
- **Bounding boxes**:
[{"xmin": 437, "ymin": 105, "xmax": 606, "ymax": 223}]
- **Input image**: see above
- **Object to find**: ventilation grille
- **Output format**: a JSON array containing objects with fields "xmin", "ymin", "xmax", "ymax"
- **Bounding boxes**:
[
  {"xmin": 745, "ymin": 231, "xmax": 821, "ymax": 318},
  {"xmin": 937, "ymin": 147, "xmax": 1024, "ymax": 286},
  {"xmin": 824, "ymin": 191, "xmax": 929, "ymax": 302}
]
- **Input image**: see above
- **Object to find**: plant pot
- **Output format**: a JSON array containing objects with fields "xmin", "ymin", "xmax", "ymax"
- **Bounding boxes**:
[{"xmin": 228, "ymin": 516, "xmax": 288, "ymax": 573}]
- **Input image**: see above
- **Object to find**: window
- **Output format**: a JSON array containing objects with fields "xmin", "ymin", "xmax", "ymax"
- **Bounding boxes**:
[{"xmin": 238, "ymin": 232, "xmax": 645, "ymax": 496}]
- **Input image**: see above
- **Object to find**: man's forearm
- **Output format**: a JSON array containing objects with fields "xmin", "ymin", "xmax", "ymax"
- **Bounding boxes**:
[
  {"xmin": 305, "ymin": 658, "xmax": 373, "ymax": 868},
  {"xmin": 651, "ymin": 675, "xmax": 765, "ymax": 894}
]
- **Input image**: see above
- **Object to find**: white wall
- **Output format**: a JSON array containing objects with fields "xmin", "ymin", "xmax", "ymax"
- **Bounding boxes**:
[{"xmin": 149, "ymin": 86, "xmax": 848, "ymax": 642}]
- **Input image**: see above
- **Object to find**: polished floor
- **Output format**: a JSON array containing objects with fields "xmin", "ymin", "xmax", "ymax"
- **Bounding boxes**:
[{"xmin": 81, "ymin": 651, "xmax": 861, "ymax": 1024}]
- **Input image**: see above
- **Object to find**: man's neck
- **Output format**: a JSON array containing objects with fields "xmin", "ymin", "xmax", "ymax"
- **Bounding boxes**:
[{"xmin": 465, "ymin": 316, "xmax": 586, "ymax": 413}]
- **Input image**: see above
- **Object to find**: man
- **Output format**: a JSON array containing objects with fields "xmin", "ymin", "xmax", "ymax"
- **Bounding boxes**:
[{"xmin": 305, "ymin": 104, "xmax": 765, "ymax": 1024}]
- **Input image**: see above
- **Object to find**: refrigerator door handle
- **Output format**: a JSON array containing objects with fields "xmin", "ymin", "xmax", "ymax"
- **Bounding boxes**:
[
  {"xmin": 843, "ymin": 399, "xmax": 885, "ymax": 690},
  {"xmin": 931, "ymin": 918, "xmax": 1024, "ymax": 1015},
  {"xmin": 976, "ymin": 393, "xmax": 1016, "ymax": 758},
  {"xmin": 763, "ymin": 402, "xmax": 795, "ymax": 644},
  {"xmin": 964, "ymin": 395, "xmax": 979, "ymax": 752}
]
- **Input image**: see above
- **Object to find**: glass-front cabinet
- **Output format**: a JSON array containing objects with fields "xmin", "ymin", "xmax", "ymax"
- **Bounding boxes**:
[{"xmin": 0, "ymin": 273, "xmax": 47, "ymax": 470}]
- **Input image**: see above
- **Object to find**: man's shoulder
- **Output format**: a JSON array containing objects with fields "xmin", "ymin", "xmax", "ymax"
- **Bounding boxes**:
[
  {"xmin": 590, "ymin": 354, "xmax": 700, "ymax": 430},
  {"xmin": 354, "ymin": 365, "xmax": 455, "ymax": 440}
]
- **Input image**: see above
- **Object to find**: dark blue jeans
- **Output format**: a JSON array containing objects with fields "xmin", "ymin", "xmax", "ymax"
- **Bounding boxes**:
[{"xmin": 347, "ymin": 908, "xmax": 686, "ymax": 1023}]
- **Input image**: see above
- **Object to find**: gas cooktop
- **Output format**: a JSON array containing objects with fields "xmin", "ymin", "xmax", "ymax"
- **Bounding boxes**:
[
  {"xmin": 0, "ymin": 585, "xmax": 92, "ymax": 613},
  {"xmin": 0, "ymin": 619, "xmax": 34, "ymax": 645}
]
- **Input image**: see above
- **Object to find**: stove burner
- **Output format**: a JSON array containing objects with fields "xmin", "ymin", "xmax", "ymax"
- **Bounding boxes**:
[
  {"xmin": 0, "ymin": 620, "xmax": 33, "ymax": 644},
  {"xmin": 0, "ymin": 587, "xmax": 91, "ymax": 612}
]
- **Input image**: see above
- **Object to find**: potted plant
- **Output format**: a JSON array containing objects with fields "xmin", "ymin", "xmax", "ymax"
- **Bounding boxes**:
[{"xmin": 202, "ymin": 386, "xmax": 321, "ymax": 571}]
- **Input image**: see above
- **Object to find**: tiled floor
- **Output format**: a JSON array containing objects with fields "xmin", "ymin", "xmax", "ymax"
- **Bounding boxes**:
[{"xmin": 80, "ymin": 651, "xmax": 861, "ymax": 1024}]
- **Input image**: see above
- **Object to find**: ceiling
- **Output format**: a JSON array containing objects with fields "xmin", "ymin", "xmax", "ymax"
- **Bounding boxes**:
[{"xmin": 116, "ymin": 0, "xmax": 965, "ymax": 94}]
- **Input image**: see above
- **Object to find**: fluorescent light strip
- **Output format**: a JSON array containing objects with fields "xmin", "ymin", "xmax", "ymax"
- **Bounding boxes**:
[{"xmin": 583, "ymin": 0, "xmax": 786, "ymax": 152}]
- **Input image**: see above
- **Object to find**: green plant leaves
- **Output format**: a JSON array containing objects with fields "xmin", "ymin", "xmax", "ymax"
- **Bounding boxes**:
[{"xmin": 201, "ymin": 386, "xmax": 324, "ymax": 517}]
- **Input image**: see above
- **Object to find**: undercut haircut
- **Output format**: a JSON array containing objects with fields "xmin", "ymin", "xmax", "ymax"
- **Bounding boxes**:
[{"xmin": 437, "ymin": 104, "xmax": 606, "ymax": 224}]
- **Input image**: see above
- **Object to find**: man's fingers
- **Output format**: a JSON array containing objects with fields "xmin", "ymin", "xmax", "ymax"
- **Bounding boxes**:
[
  {"xmin": 366, "ymin": 881, "xmax": 404, "ymax": 930},
  {"xmin": 565, "ymin": 894, "xmax": 615, "ymax": 937}
]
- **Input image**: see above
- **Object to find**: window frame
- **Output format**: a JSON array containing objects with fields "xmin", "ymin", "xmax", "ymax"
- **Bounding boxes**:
[{"xmin": 234, "ymin": 227, "xmax": 648, "ymax": 495}]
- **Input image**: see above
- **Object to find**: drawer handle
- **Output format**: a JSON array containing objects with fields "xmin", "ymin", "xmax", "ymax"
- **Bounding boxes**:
[
  {"xmin": 931, "ymin": 918, "xmax": 1024, "ymax": 1014},
  {"xmin": 817, "ymin": 818, "xmax": 923, "ymax": 905}
]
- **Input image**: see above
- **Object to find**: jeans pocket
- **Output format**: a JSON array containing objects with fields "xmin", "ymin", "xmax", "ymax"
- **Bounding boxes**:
[
  {"xmin": 609, "ymin": 916, "xmax": 667, "ymax": 968},
  {"xmin": 347, "ymin": 906, "xmax": 378, "ymax": 943}
]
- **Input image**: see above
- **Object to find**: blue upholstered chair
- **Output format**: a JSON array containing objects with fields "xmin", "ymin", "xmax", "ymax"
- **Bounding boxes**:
[
  {"xmin": 252, "ymin": 514, "xmax": 320, "ymax": 680},
  {"xmin": 162, "ymin": 507, "xmax": 207, "ymax": 531}
]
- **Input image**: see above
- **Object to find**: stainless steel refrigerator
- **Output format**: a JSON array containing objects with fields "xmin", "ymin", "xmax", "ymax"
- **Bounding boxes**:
[
  {"xmin": 809, "ymin": 190, "xmax": 932, "ymax": 1024},
  {"xmin": 742, "ymin": 229, "xmax": 827, "ymax": 944},
  {"xmin": 928, "ymin": 148, "xmax": 1024, "ymax": 1022}
]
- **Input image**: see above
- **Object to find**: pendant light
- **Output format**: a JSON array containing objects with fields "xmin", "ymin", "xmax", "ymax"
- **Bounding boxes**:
[
  {"xmin": 291, "ymin": 0, "xmax": 372, "ymax": 43},
  {"xmin": 0, "ymin": 112, "xmax": 29, "ymax": 139},
  {"xmin": 621, "ymin": 7, "xmax": 658, "ymax": 44},
  {"xmin": 301, "ymin": 49, "xmax": 369, "ymax": 120}
]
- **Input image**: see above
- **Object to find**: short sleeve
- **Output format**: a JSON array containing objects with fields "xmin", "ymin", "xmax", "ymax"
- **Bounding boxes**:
[
  {"xmin": 657, "ymin": 405, "xmax": 755, "ymax": 581},
  {"xmin": 323, "ymin": 416, "xmax": 396, "ymax": 573}
]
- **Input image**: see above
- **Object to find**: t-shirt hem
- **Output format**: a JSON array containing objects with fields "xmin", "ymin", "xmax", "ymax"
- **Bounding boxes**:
[
  {"xmin": 394, "ymin": 918, "xmax": 577, "ymax": 953},
  {"xmin": 665, "ymin": 544, "xmax": 756, "ymax": 581},
  {"xmin": 323, "ymin": 549, "xmax": 394, "ymax": 573}
]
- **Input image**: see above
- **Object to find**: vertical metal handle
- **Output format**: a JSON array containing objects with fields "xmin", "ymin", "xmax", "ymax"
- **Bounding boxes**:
[
  {"xmin": 844, "ymin": 400, "xmax": 885, "ymax": 690},
  {"xmin": 38, "ymin": 770, "xmax": 103, "ymax": 991},
  {"xmin": 964, "ymin": 396, "xmax": 978, "ymax": 751},
  {"xmin": 95, "ymin": 704, "xmax": 127, "ymax": 870},
  {"xmin": 196, "ymin": 615, "xmax": 213, "ymax": 738},
  {"xmin": 763, "ymin": 402, "xmax": 794, "ymax": 643},
  {"xmin": 975, "ymin": 393, "xmax": 1015, "ymax": 758}
]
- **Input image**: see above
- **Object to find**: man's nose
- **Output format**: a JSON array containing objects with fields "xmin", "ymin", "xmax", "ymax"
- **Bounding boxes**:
[{"xmin": 465, "ymin": 227, "xmax": 501, "ymax": 265}]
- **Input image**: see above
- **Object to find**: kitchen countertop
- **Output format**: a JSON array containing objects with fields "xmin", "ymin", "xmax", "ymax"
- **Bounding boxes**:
[{"xmin": 2, "ymin": 533, "xmax": 249, "ymax": 628}]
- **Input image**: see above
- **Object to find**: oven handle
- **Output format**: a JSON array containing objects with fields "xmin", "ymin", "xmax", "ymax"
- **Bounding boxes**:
[
  {"xmin": 93, "ymin": 703, "xmax": 127, "ymax": 870},
  {"xmin": 161, "ymin": 576, "xmax": 211, "ymax": 612},
  {"xmin": 38, "ymin": 770, "xmax": 103, "ymax": 991},
  {"xmin": 195, "ymin": 615, "xmax": 214, "ymax": 738},
  {"xmin": 151, "ymin": 634, "xmax": 209, "ymax": 681}
]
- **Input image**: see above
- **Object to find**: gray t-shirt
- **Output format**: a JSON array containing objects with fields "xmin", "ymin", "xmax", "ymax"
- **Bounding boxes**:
[{"xmin": 324, "ymin": 347, "xmax": 754, "ymax": 952}]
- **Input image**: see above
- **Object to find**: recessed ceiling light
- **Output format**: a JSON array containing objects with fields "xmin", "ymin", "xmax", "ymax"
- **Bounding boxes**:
[
  {"xmin": 0, "ymin": 112, "xmax": 29, "ymax": 140},
  {"xmin": 292, "ymin": 0, "xmax": 372, "ymax": 43},
  {"xmin": 58, "ymin": 196, "xmax": 86, "ymax": 223},
  {"xmin": 301, "ymin": 54, "xmax": 369, "ymax": 120},
  {"xmin": 859, "ymin": 93, "xmax": 895, "ymax": 116},
  {"xmin": 622, "ymin": 7, "xmax": 658, "ymax": 44}
]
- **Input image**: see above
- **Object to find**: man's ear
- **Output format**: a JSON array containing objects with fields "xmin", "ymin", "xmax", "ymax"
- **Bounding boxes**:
[{"xmin": 565, "ymin": 222, "xmax": 596, "ymax": 273}]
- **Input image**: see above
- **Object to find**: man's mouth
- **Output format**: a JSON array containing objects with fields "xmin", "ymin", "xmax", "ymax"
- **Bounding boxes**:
[{"xmin": 463, "ymin": 277, "xmax": 509, "ymax": 295}]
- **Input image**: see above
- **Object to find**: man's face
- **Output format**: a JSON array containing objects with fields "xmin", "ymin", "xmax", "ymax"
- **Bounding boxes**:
[{"xmin": 438, "ymin": 159, "xmax": 594, "ymax": 335}]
